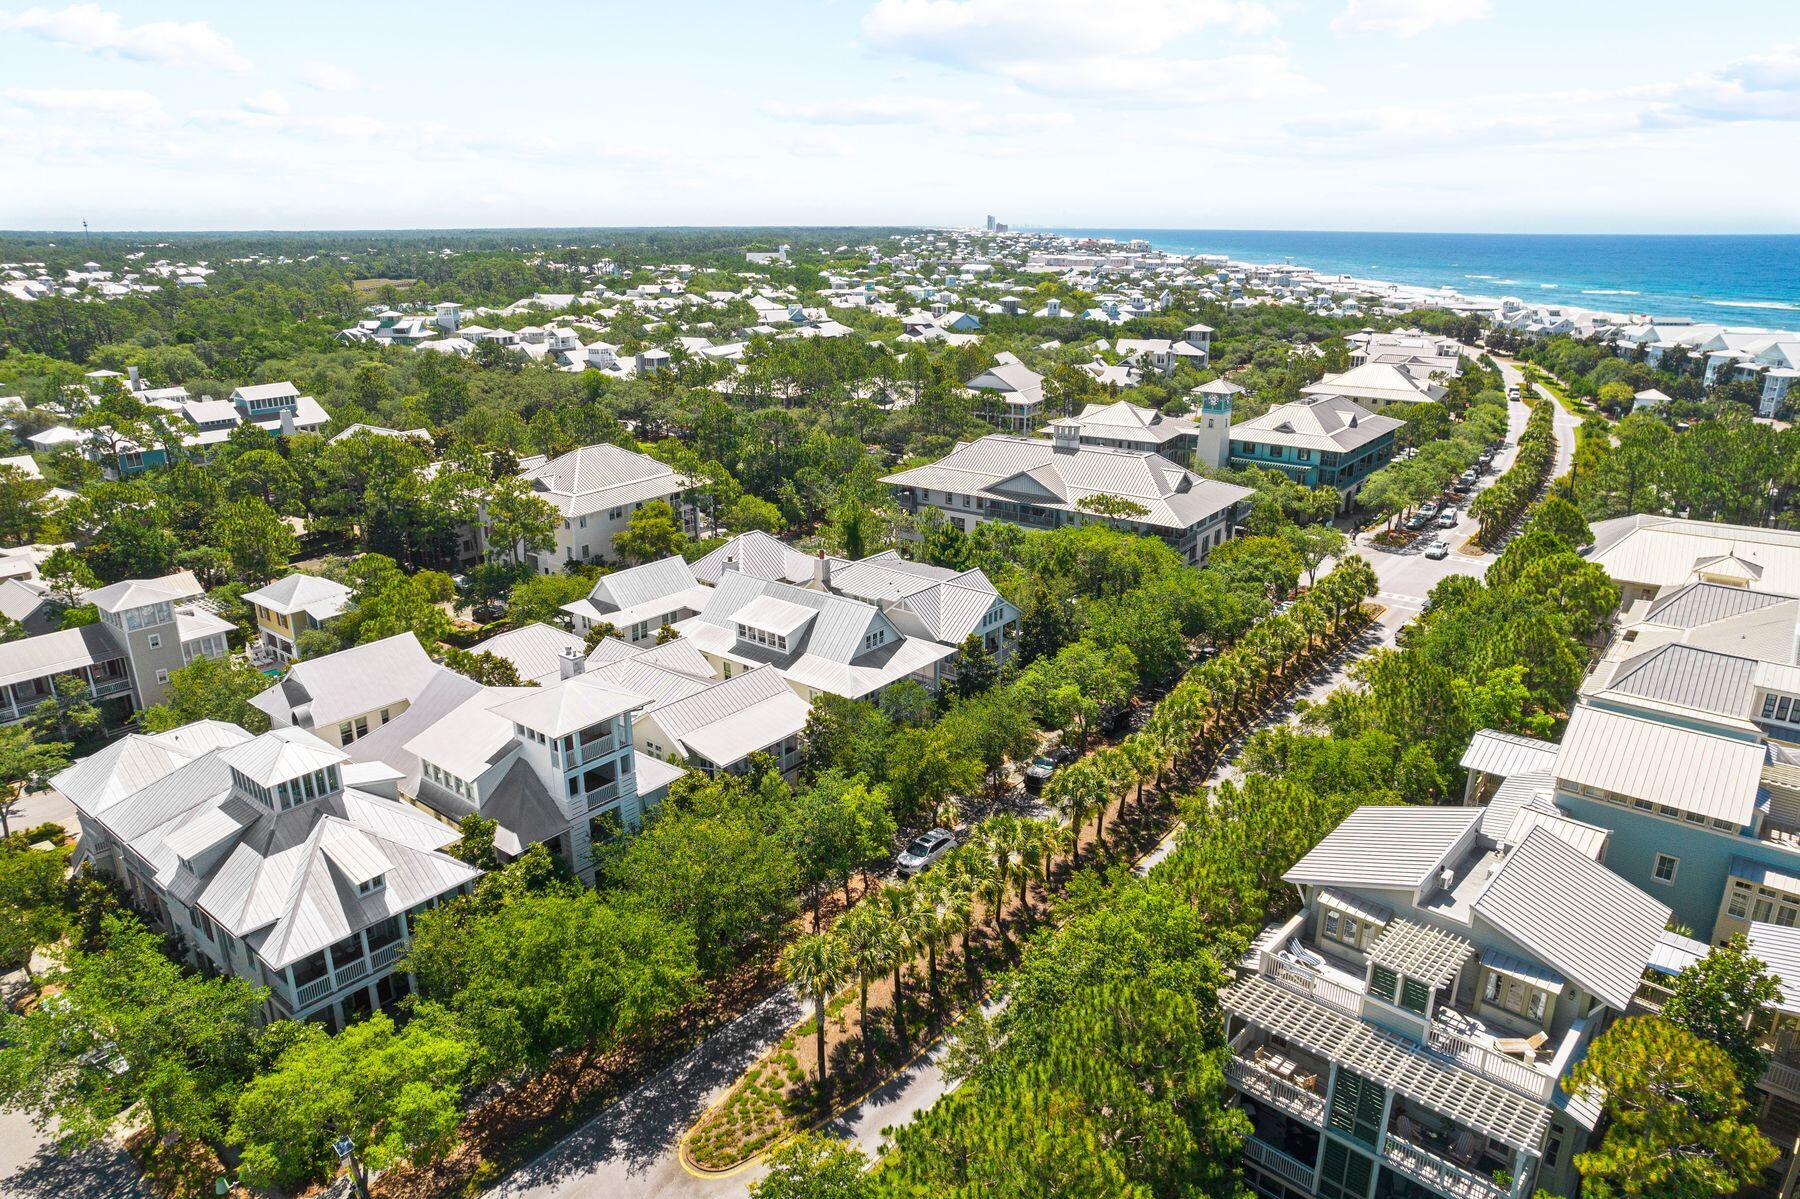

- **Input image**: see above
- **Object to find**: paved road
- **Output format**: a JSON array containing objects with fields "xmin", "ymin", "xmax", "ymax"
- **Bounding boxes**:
[
  {"xmin": 489, "ymin": 989, "xmax": 803, "ymax": 1199},
  {"xmin": 0, "ymin": 1110, "xmax": 145, "ymax": 1199}
]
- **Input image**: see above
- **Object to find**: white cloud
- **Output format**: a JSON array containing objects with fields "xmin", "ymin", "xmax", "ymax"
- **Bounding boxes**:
[
  {"xmin": 863, "ymin": 0, "xmax": 1275, "ymax": 63},
  {"xmin": 1331, "ymin": 0, "xmax": 1491, "ymax": 37},
  {"xmin": 860, "ymin": 0, "xmax": 1297, "ymax": 107},
  {"xmin": 1647, "ymin": 44, "xmax": 1800, "ymax": 125},
  {"xmin": 0, "ymin": 4, "xmax": 249, "ymax": 71},
  {"xmin": 242, "ymin": 89, "xmax": 291, "ymax": 116},
  {"xmin": 2, "ymin": 85, "xmax": 167, "ymax": 128},
  {"xmin": 298, "ymin": 60, "xmax": 363, "ymax": 92},
  {"xmin": 764, "ymin": 95, "xmax": 972, "ymax": 125}
]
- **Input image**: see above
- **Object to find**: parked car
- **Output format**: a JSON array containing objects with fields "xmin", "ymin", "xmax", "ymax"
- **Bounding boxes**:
[
  {"xmin": 1403, "ymin": 512, "xmax": 1430, "ymax": 531},
  {"xmin": 1418, "ymin": 500, "xmax": 1440, "ymax": 518},
  {"xmin": 1437, "ymin": 508, "xmax": 1458, "ymax": 528},
  {"xmin": 1424, "ymin": 540, "xmax": 1450, "ymax": 560},
  {"xmin": 1024, "ymin": 747, "xmax": 1071, "ymax": 788},
  {"xmin": 897, "ymin": 828, "xmax": 957, "ymax": 876}
]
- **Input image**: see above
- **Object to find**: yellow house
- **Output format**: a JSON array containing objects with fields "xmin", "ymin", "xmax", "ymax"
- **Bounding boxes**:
[{"xmin": 241, "ymin": 573, "xmax": 352, "ymax": 662}]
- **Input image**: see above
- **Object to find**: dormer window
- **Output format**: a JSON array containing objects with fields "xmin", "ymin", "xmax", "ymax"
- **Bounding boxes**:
[
  {"xmin": 863, "ymin": 628, "xmax": 887, "ymax": 652},
  {"xmin": 357, "ymin": 874, "xmax": 385, "ymax": 895}
]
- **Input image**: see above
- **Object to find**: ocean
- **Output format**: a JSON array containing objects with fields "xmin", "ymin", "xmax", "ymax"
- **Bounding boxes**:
[{"xmin": 1037, "ymin": 228, "xmax": 1800, "ymax": 326}]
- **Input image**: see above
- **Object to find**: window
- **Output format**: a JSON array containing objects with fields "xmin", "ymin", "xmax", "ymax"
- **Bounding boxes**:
[
  {"xmin": 1729, "ymin": 881, "xmax": 1752, "ymax": 918},
  {"xmin": 147, "ymin": 633, "xmax": 161, "ymax": 649},
  {"xmin": 1323, "ymin": 911, "xmax": 1365, "ymax": 950},
  {"xmin": 357, "ymin": 875, "xmax": 385, "ymax": 895},
  {"xmin": 155, "ymin": 669, "xmax": 168, "ymax": 684},
  {"xmin": 1653, "ymin": 853, "xmax": 1679, "ymax": 884}
]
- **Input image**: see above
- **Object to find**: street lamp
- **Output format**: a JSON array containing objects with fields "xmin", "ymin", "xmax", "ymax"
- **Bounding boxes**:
[{"xmin": 334, "ymin": 1134, "xmax": 371, "ymax": 1199}]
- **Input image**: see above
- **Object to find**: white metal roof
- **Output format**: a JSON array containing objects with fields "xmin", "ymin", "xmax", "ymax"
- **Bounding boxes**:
[
  {"xmin": 489, "ymin": 674, "xmax": 647, "ymax": 738},
  {"xmin": 1285, "ymin": 806, "xmax": 1482, "ymax": 892},
  {"xmin": 1460, "ymin": 729, "xmax": 1560, "ymax": 780},
  {"xmin": 1472, "ymin": 827, "xmax": 1670, "ymax": 1010},
  {"xmin": 731, "ymin": 594, "xmax": 819, "ymax": 638},
  {"xmin": 1555, "ymin": 702, "xmax": 1765, "ymax": 826}
]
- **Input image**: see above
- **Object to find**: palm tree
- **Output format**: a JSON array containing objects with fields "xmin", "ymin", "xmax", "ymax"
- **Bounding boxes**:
[
  {"xmin": 1043, "ymin": 764, "xmax": 1098, "ymax": 866},
  {"xmin": 878, "ymin": 882, "xmax": 918, "ymax": 1045},
  {"xmin": 836, "ymin": 905, "xmax": 897, "ymax": 1070},
  {"xmin": 915, "ymin": 873, "xmax": 953, "ymax": 1005},
  {"xmin": 780, "ymin": 932, "xmax": 849, "ymax": 1090}
]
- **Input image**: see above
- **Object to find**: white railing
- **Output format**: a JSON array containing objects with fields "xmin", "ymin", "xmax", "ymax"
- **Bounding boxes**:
[
  {"xmin": 334, "ymin": 956, "xmax": 370, "ymax": 986},
  {"xmin": 1761, "ymin": 1056, "xmax": 1800, "ymax": 1100},
  {"xmin": 1244, "ymin": 1136, "xmax": 1316, "ymax": 1190},
  {"xmin": 1424, "ymin": 1021, "xmax": 1555, "ymax": 1102},
  {"xmin": 1261, "ymin": 949, "xmax": 1365, "ymax": 1019},
  {"xmin": 1226, "ymin": 1055, "xmax": 1326, "ymax": 1125},
  {"xmin": 1382, "ymin": 1132, "xmax": 1508, "ymax": 1199},
  {"xmin": 576, "ymin": 735, "xmax": 617, "ymax": 765},
  {"xmin": 294, "ymin": 975, "xmax": 333, "ymax": 1008},
  {"xmin": 586, "ymin": 779, "xmax": 621, "ymax": 808},
  {"xmin": 369, "ymin": 941, "xmax": 406, "ymax": 971}
]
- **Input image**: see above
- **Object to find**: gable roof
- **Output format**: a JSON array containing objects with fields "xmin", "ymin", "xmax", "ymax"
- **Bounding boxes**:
[
  {"xmin": 468, "ymin": 622, "xmax": 586, "ymax": 685},
  {"xmin": 689, "ymin": 531, "xmax": 818, "ymax": 585},
  {"xmin": 241, "ymin": 573, "xmax": 352, "ymax": 621},
  {"xmin": 1472, "ymin": 827, "xmax": 1669, "ymax": 1009},
  {"xmin": 87, "ymin": 570, "xmax": 203, "ymax": 614},
  {"xmin": 250, "ymin": 633, "xmax": 440, "ymax": 729},
  {"xmin": 1234, "ymin": 394, "xmax": 1402, "ymax": 452},
  {"xmin": 488, "ymin": 674, "xmax": 647, "ymax": 738},
  {"xmin": 520, "ymin": 444, "xmax": 689, "ymax": 517}
]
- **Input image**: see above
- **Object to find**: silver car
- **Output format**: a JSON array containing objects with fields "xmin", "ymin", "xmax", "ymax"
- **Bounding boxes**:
[{"xmin": 897, "ymin": 828, "xmax": 956, "ymax": 876}]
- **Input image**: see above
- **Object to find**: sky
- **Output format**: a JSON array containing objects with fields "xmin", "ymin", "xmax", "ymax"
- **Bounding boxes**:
[{"xmin": 1, "ymin": 0, "xmax": 1797, "ymax": 234}]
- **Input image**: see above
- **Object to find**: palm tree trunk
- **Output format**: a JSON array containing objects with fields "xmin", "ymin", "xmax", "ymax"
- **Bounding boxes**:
[
  {"xmin": 860, "ymin": 980, "xmax": 871, "ymax": 1069},
  {"xmin": 927, "ymin": 941, "xmax": 938, "ymax": 1005},
  {"xmin": 816, "ymin": 988, "xmax": 830, "ymax": 1088},
  {"xmin": 892, "ymin": 965, "xmax": 907, "ymax": 1045}
]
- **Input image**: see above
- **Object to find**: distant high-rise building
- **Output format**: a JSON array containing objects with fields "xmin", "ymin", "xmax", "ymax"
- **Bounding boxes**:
[
  {"xmin": 994, "ymin": 222, "xmax": 1009, "ymax": 233},
  {"xmin": 985, "ymin": 214, "xmax": 995, "ymax": 231}
]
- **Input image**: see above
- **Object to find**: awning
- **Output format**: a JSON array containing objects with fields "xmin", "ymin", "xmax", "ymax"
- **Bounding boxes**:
[
  {"xmin": 1480, "ymin": 948, "xmax": 1566, "ymax": 995},
  {"xmin": 1731, "ymin": 855, "xmax": 1800, "ymax": 898},
  {"xmin": 1319, "ymin": 887, "xmax": 1394, "ymax": 927}
]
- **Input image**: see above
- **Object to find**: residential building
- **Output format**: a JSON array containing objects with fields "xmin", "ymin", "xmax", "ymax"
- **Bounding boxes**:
[
  {"xmin": 58, "ymin": 722, "xmax": 481, "ymax": 1031},
  {"xmin": 883, "ymin": 422, "xmax": 1252, "ymax": 564},
  {"xmin": 674, "ymin": 570, "xmax": 957, "ymax": 702},
  {"xmin": 1230, "ymin": 395, "xmax": 1403, "ymax": 506},
  {"xmin": 482, "ymin": 444, "xmax": 696, "ymax": 573},
  {"xmin": 85, "ymin": 571, "xmax": 233, "ymax": 709},
  {"xmin": 1063, "ymin": 398, "xmax": 1201, "ymax": 464},
  {"xmin": 1303, "ymin": 362, "xmax": 1448, "ymax": 410},
  {"xmin": 241, "ymin": 573, "xmax": 352, "ymax": 661},
  {"xmin": 965, "ymin": 352, "xmax": 1046, "ymax": 432},
  {"xmin": 562, "ymin": 556, "xmax": 712, "ymax": 643},
  {"xmin": 250, "ymin": 631, "xmax": 442, "ymax": 748},
  {"xmin": 1223, "ymin": 804, "xmax": 1668, "ymax": 1199}
]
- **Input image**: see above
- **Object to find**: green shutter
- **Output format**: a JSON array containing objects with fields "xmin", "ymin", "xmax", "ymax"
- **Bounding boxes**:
[
  {"xmin": 1320, "ymin": 1138, "xmax": 1375, "ymax": 1199},
  {"xmin": 1328, "ymin": 1070, "xmax": 1386, "ymax": 1147},
  {"xmin": 1368, "ymin": 965, "xmax": 1398, "ymax": 1003},
  {"xmin": 1400, "ymin": 977, "xmax": 1431, "ymax": 1015}
]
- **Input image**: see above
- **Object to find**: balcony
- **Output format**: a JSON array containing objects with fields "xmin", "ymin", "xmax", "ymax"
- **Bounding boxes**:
[
  {"xmin": 585, "ymin": 779, "xmax": 622, "ymax": 809},
  {"xmin": 1381, "ymin": 1131, "xmax": 1512, "ymax": 1199},
  {"xmin": 574, "ymin": 732, "xmax": 617, "ymax": 766},
  {"xmin": 1227, "ymin": 1029, "xmax": 1327, "ymax": 1126},
  {"xmin": 1244, "ymin": 1135, "xmax": 1317, "ymax": 1191},
  {"xmin": 1257, "ymin": 944, "xmax": 1366, "ymax": 1020}
]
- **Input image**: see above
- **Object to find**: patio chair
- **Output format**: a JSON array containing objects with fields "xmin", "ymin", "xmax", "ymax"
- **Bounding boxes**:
[
  {"xmin": 1392, "ymin": 1113, "xmax": 1417, "ymax": 1141},
  {"xmin": 1287, "ymin": 937, "xmax": 1328, "ymax": 970},
  {"xmin": 1451, "ymin": 1130, "xmax": 1483, "ymax": 1167},
  {"xmin": 1293, "ymin": 1071, "xmax": 1318, "ymax": 1092},
  {"xmin": 1492, "ymin": 1031, "xmax": 1549, "ymax": 1060}
]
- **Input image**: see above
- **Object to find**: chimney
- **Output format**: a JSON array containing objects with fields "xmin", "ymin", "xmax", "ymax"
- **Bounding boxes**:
[
  {"xmin": 559, "ymin": 644, "xmax": 585, "ymax": 680},
  {"xmin": 1050, "ymin": 418, "xmax": 1081, "ymax": 453},
  {"xmin": 127, "ymin": 365, "xmax": 141, "ymax": 389},
  {"xmin": 812, "ymin": 549, "xmax": 833, "ymax": 590},
  {"xmin": 279, "ymin": 407, "xmax": 295, "ymax": 437}
]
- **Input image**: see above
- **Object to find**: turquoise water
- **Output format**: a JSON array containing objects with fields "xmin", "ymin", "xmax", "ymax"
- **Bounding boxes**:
[{"xmin": 1038, "ymin": 228, "xmax": 1800, "ymax": 326}]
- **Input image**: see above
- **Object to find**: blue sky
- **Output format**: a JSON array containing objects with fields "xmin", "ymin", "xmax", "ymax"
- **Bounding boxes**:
[{"xmin": 2, "ymin": 1, "xmax": 1797, "ymax": 233}]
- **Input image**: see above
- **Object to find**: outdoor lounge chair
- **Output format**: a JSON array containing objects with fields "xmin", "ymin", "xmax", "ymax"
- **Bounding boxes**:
[
  {"xmin": 1287, "ymin": 938, "xmax": 1328, "ymax": 970},
  {"xmin": 1492, "ymin": 1031, "xmax": 1549, "ymax": 1060}
]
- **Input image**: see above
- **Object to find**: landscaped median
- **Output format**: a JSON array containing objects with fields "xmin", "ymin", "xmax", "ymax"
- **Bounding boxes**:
[{"xmin": 678, "ymin": 561, "xmax": 1383, "ymax": 1175}]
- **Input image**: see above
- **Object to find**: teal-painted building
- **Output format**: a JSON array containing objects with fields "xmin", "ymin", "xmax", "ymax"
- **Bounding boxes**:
[{"xmin": 1226, "ymin": 393, "xmax": 1403, "ymax": 503}]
